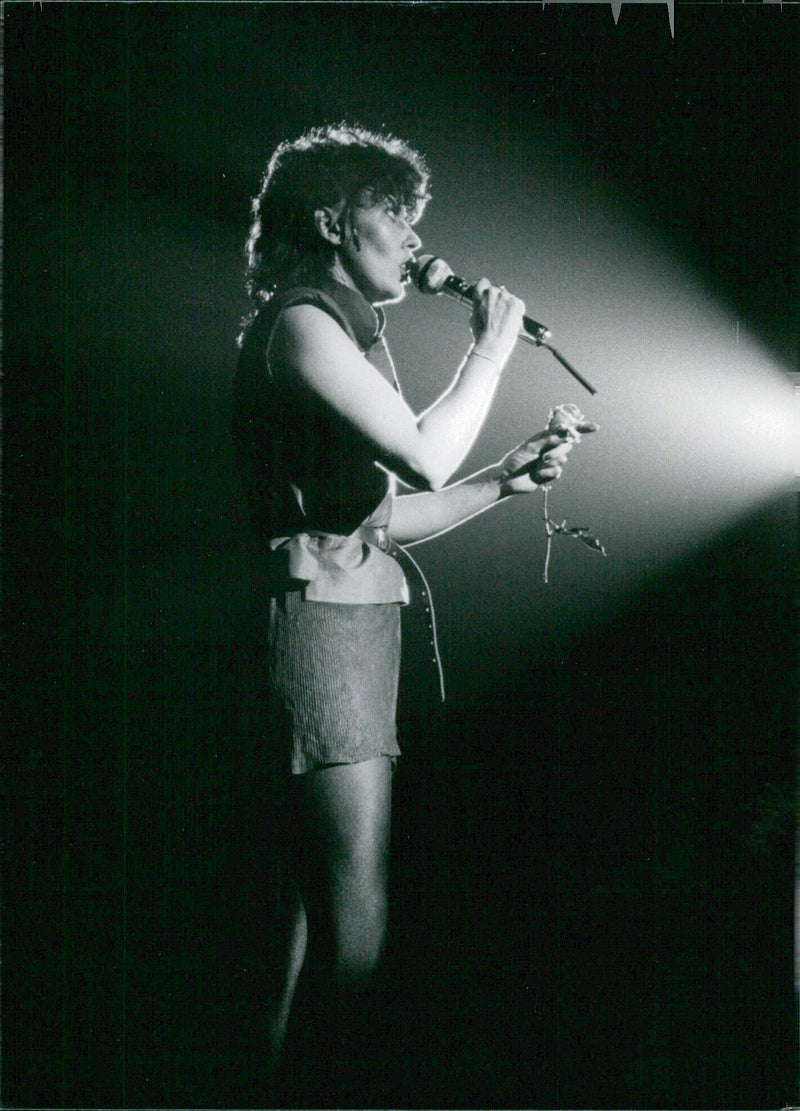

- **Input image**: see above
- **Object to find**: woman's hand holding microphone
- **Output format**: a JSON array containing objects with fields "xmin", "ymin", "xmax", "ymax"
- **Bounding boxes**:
[{"xmin": 469, "ymin": 278, "xmax": 527, "ymax": 373}]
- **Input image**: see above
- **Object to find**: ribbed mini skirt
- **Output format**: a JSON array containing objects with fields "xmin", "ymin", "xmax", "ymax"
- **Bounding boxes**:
[{"xmin": 267, "ymin": 589, "xmax": 402, "ymax": 774}]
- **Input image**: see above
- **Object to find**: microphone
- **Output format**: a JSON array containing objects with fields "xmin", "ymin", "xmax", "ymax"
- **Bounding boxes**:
[
  {"xmin": 409, "ymin": 254, "xmax": 551, "ymax": 346},
  {"xmin": 410, "ymin": 252, "xmax": 598, "ymax": 394}
]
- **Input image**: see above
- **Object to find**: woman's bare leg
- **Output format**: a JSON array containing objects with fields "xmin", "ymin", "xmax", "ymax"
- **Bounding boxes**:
[
  {"xmin": 291, "ymin": 756, "xmax": 394, "ymax": 1100},
  {"xmin": 264, "ymin": 883, "xmax": 307, "ymax": 1087}
]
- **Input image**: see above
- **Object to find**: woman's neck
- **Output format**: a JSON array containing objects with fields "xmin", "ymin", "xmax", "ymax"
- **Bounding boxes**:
[{"xmin": 328, "ymin": 259, "xmax": 360, "ymax": 295}]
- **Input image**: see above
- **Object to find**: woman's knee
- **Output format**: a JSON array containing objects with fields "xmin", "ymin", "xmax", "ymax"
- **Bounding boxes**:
[
  {"xmin": 331, "ymin": 881, "xmax": 388, "ymax": 985},
  {"xmin": 333, "ymin": 938, "xmax": 385, "ymax": 987}
]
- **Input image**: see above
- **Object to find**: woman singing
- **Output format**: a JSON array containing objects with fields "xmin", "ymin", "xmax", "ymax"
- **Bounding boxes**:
[{"xmin": 233, "ymin": 123, "xmax": 594, "ymax": 1103}]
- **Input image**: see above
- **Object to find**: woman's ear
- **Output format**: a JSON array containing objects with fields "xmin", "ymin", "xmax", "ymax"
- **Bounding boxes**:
[{"xmin": 313, "ymin": 206, "xmax": 343, "ymax": 245}]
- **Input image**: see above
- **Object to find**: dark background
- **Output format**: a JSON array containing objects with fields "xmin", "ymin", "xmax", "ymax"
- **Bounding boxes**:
[{"xmin": 5, "ymin": 3, "xmax": 797, "ymax": 1107}]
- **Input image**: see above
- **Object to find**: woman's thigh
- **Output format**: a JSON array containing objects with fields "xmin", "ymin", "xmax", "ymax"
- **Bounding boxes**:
[{"xmin": 296, "ymin": 756, "xmax": 394, "ymax": 982}]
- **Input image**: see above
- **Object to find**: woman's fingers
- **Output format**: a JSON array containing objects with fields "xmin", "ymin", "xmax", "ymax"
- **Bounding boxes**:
[
  {"xmin": 541, "ymin": 444, "xmax": 571, "ymax": 465},
  {"xmin": 534, "ymin": 461, "xmax": 563, "ymax": 482},
  {"xmin": 539, "ymin": 434, "xmax": 574, "ymax": 462},
  {"xmin": 473, "ymin": 276, "xmax": 492, "ymax": 298},
  {"xmin": 472, "ymin": 279, "xmax": 525, "ymax": 336}
]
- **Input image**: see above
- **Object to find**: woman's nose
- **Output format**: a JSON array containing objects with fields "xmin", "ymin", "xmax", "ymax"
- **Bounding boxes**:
[{"xmin": 404, "ymin": 225, "xmax": 422, "ymax": 252}]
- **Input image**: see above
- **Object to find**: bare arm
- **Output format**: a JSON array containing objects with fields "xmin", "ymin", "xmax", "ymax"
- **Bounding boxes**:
[
  {"xmin": 270, "ymin": 282, "xmax": 524, "ymax": 491},
  {"xmin": 388, "ymin": 474, "xmax": 507, "ymax": 545},
  {"xmin": 388, "ymin": 429, "xmax": 584, "ymax": 545},
  {"xmin": 389, "ymin": 408, "xmax": 599, "ymax": 545}
]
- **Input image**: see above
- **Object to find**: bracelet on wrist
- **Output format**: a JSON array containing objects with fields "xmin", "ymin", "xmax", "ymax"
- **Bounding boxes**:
[{"xmin": 470, "ymin": 348, "xmax": 501, "ymax": 374}]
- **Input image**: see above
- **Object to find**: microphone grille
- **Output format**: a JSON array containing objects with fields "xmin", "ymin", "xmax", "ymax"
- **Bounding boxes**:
[{"xmin": 410, "ymin": 255, "xmax": 453, "ymax": 294}]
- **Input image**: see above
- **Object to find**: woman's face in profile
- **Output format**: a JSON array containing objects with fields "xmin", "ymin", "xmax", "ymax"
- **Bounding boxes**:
[{"xmin": 338, "ymin": 198, "xmax": 422, "ymax": 306}]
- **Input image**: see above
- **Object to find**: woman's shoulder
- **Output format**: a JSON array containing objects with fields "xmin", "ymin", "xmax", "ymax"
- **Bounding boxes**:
[
  {"xmin": 274, "ymin": 285, "xmax": 352, "ymax": 327},
  {"xmin": 242, "ymin": 286, "xmax": 355, "ymax": 352},
  {"xmin": 272, "ymin": 287, "xmax": 364, "ymax": 368},
  {"xmin": 237, "ymin": 287, "xmax": 360, "ymax": 396}
]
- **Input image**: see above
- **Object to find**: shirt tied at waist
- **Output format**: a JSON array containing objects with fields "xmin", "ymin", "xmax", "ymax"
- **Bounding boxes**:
[{"xmin": 268, "ymin": 528, "xmax": 410, "ymax": 604}]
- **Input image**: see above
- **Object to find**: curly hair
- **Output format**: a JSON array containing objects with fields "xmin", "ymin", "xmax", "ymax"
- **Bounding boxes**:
[{"xmin": 243, "ymin": 123, "xmax": 430, "ymax": 314}]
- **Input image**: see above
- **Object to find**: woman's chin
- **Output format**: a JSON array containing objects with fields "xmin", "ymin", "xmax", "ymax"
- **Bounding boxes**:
[{"xmin": 374, "ymin": 282, "xmax": 407, "ymax": 306}]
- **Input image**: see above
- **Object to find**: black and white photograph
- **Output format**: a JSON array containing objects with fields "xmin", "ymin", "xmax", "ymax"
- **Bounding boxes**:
[{"xmin": 5, "ymin": 2, "xmax": 798, "ymax": 1107}]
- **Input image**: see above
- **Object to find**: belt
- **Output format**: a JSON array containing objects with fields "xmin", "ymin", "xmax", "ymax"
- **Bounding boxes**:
[{"xmin": 354, "ymin": 522, "xmax": 392, "ymax": 553}]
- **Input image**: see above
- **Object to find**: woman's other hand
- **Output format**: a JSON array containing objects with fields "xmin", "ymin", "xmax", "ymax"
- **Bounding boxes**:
[{"xmin": 500, "ymin": 404, "xmax": 598, "ymax": 494}]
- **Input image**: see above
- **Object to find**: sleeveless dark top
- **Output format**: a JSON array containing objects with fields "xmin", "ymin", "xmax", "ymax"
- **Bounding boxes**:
[{"xmin": 233, "ymin": 277, "xmax": 400, "ymax": 550}]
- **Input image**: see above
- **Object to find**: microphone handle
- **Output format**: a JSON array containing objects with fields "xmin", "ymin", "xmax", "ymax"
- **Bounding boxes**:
[{"xmin": 441, "ymin": 274, "xmax": 551, "ymax": 345}]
